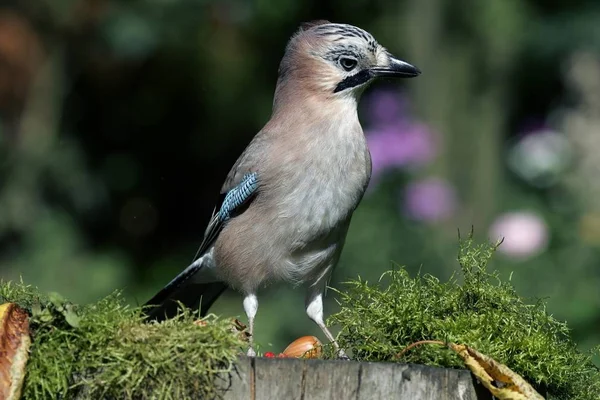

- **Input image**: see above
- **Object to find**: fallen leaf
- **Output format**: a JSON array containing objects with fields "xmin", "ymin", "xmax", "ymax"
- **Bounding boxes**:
[
  {"xmin": 396, "ymin": 340, "xmax": 545, "ymax": 400},
  {"xmin": 449, "ymin": 343, "xmax": 545, "ymax": 400},
  {"xmin": 0, "ymin": 303, "xmax": 31, "ymax": 400},
  {"xmin": 192, "ymin": 317, "xmax": 251, "ymax": 342}
]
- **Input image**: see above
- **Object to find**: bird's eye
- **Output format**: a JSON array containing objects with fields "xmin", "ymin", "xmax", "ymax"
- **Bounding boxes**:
[{"xmin": 339, "ymin": 57, "xmax": 358, "ymax": 71}]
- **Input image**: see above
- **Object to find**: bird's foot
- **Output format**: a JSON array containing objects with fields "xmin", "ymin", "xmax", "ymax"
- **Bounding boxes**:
[
  {"xmin": 247, "ymin": 347, "xmax": 256, "ymax": 357},
  {"xmin": 337, "ymin": 349, "xmax": 350, "ymax": 360}
]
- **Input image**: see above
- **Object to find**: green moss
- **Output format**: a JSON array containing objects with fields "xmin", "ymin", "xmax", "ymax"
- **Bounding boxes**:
[
  {"xmin": 0, "ymin": 281, "xmax": 244, "ymax": 399},
  {"xmin": 327, "ymin": 234, "xmax": 600, "ymax": 400}
]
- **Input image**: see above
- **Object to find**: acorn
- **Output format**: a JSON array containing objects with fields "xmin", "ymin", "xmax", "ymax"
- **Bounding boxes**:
[{"xmin": 282, "ymin": 335, "xmax": 322, "ymax": 359}]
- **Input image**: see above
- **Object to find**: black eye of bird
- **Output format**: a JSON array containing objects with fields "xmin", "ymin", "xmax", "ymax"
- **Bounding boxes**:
[{"xmin": 339, "ymin": 57, "xmax": 358, "ymax": 71}]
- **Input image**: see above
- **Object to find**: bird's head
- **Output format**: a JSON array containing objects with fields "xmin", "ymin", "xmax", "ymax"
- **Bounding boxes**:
[{"xmin": 274, "ymin": 21, "xmax": 420, "ymax": 107}]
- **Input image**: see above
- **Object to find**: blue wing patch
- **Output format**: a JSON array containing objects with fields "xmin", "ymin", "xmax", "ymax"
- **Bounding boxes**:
[
  {"xmin": 218, "ymin": 172, "xmax": 259, "ymax": 221},
  {"xmin": 142, "ymin": 172, "xmax": 259, "ymax": 316},
  {"xmin": 192, "ymin": 172, "xmax": 259, "ymax": 259}
]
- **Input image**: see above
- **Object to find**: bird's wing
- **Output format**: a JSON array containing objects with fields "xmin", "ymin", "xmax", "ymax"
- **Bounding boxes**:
[
  {"xmin": 193, "ymin": 130, "xmax": 268, "ymax": 257},
  {"xmin": 143, "ymin": 135, "xmax": 266, "ymax": 319},
  {"xmin": 196, "ymin": 171, "xmax": 259, "ymax": 257},
  {"xmin": 143, "ymin": 173, "xmax": 259, "ymax": 312}
]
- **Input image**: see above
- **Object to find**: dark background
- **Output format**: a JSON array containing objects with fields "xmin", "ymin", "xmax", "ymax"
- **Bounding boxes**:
[{"xmin": 1, "ymin": 0, "xmax": 600, "ymax": 353}]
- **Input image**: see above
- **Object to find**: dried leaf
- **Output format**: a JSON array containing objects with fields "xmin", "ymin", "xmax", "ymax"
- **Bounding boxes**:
[
  {"xmin": 0, "ymin": 303, "xmax": 31, "ymax": 400},
  {"xmin": 193, "ymin": 317, "xmax": 250, "ymax": 342},
  {"xmin": 449, "ymin": 343, "xmax": 545, "ymax": 400},
  {"xmin": 230, "ymin": 318, "xmax": 251, "ymax": 342}
]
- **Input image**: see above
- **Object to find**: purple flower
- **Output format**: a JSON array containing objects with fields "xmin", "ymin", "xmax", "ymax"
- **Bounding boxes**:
[
  {"xmin": 366, "ymin": 121, "xmax": 437, "ymax": 180},
  {"xmin": 403, "ymin": 178, "xmax": 457, "ymax": 222},
  {"xmin": 363, "ymin": 88, "xmax": 409, "ymax": 127},
  {"xmin": 362, "ymin": 88, "xmax": 438, "ymax": 187},
  {"xmin": 489, "ymin": 211, "xmax": 549, "ymax": 260}
]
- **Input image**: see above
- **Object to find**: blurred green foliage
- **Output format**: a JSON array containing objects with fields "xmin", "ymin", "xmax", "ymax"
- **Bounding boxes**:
[{"xmin": 0, "ymin": 0, "xmax": 599, "ymax": 356}]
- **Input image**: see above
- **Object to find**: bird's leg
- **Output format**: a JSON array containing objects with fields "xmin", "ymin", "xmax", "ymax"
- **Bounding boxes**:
[
  {"xmin": 242, "ymin": 293, "xmax": 258, "ymax": 357},
  {"xmin": 305, "ymin": 283, "xmax": 348, "ymax": 359}
]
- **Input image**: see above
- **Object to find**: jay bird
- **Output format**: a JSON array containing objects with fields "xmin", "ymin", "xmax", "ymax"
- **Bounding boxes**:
[{"xmin": 144, "ymin": 20, "xmax": 420, "ymax": 357}]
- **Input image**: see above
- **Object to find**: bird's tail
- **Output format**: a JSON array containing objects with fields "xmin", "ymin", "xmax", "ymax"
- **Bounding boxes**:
[{"xmin": 142, "ymin": 256, "xmax": 227, "ymax": 322}]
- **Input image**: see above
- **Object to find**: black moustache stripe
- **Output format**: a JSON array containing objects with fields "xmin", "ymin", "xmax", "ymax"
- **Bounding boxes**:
[{"xmin": 333, "ymin": 69, "xmax": 373, "ymax": 93}]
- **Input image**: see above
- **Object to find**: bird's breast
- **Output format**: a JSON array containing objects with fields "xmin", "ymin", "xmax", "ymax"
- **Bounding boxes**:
[
  {"xmin": 275, "ymin": 123, "xmax": 371, "ymax": 246},
  {"xmin": 263, "ymin": 124, "xmax": 370, "ymax": 284},
  {"xmin": 213, "ymin": 116, "xmax": 372, "ymax": 291}
]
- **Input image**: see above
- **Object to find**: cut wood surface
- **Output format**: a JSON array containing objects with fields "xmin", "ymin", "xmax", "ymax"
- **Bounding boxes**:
[{"xmin": 217, "ymin": 357, "xmax": 494, "ymax": 400}]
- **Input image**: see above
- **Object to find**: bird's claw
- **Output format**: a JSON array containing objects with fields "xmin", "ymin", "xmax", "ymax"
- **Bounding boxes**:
[{"xmin": 337, "ymin": 349, "xmax": 350, "ymax": 360}]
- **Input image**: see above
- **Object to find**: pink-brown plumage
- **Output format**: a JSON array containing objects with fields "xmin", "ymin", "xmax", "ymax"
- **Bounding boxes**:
[{"xmin": 144, "ymin": 20, "xmax": 420, "ymax": 358}]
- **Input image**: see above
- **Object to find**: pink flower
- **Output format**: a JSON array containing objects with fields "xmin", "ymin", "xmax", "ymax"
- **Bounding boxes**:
[
  {"xmin": 363, "ymin": 88, "xmax": 409, "ymax": 127},
  {"xmin": 489, "ymin": 211, "xmax": 549, "ymax": 259},
  {"xmin": 366, "ymin": 122, "xmax": 436, "ymax": 177},
  {"xmin": 403, "ymin": 178, "xmax": 457, "ymax": 222},
  {"xmin": 362, "ymin": 88, "xmax": 438, "ymax": 186}
]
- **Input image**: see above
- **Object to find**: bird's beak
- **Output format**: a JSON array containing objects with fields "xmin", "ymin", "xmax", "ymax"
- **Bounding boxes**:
[{"xmin": 371, "ymin": 56, "xmax": 421, "ymax": 78}]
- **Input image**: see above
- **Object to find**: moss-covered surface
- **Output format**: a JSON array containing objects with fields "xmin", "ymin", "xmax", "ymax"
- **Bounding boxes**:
[
  {"xmin": 327, "ymin": 234, "xmax": 600, "ymax": 400},
  {"xmin": 3, "ymin": 235, "xmax": 599, "ymax": 399},
  {"xmin": 0, "ymin": 282, "xmax": 244, "ymax": 399}
]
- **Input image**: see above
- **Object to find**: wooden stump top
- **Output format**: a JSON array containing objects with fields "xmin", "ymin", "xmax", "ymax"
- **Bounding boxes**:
[{"xmin": 217, "ymin": 357, "xmax": 493, "ymax": 400}]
